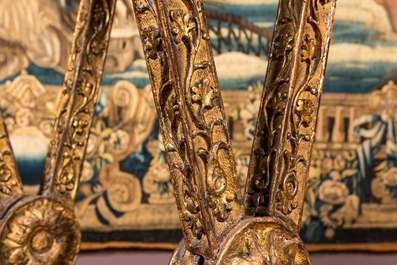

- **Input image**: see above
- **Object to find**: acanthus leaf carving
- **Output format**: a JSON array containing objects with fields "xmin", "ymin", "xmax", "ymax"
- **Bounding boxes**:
[
  {"xmin": 170, "ymin": 9, "xmax": 196, "ymax": 44},
  {"xmin": 142, "ymin": 26, "xmax": 162, "ymax": 59}
]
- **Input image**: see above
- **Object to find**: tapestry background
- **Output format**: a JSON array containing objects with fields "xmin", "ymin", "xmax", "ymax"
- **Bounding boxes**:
[{"xmin": 1, "ymin": 0, "xmax": 397, "ymax": 251}]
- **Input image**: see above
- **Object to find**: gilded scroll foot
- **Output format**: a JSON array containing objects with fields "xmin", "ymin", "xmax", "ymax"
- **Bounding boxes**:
[{"xmin": 170, "ymin": 217, "xmax": 311, "ymax": 265}]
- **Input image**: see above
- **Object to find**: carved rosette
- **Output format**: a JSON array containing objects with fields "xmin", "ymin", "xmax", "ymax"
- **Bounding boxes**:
[
  {"xmin": 40, "ymin": 0, "xmax": 116, "ymax": 208},
  {"xmin": 133, "ymin": 0, "xmax": 244, "ymax": 257},
  {"xmin": 0, "ymin": 198, "xmax": 81, "ymax": 265},
  {"xmin": 245, "ymin": 0, "xmax": 336, "ymax": 231}
]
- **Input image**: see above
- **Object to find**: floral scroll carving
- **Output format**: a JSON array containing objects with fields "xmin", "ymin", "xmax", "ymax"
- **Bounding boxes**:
[
  {"xmin": 0, "ymin": 112, "xmax": 23, "ymax": 214},
  {"xmin": 0, "ymin": 152, "xmax": 17, "ymax": 195},
  {"xmin": 40, "ymin": 0, "xmax": 117, "ymax": 209},
  {"xmin": 132, "ymin": 0, "xmax": 337, "ymax": 263},
  {"xmin": 133, "ymin": 0, "xmax": 244, "ymax": 257},
  {"xmin": 245, "ymin": 0, "xmax": 336, "ymax": 232}
]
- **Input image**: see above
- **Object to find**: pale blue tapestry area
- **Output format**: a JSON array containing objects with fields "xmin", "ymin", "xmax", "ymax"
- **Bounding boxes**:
[{"xmin": 9, "ymin": 134, "xmax": 48, "ymax": 185}]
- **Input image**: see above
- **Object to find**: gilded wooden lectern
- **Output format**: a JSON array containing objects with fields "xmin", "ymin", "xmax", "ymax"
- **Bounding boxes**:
[{"xmin": 0, "ymin": 0, "xmax": 336, "ymax": 264}]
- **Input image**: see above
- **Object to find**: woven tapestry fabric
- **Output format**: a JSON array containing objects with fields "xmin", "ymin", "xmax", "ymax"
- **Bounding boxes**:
[{"xmin": 1, "ymin": 0, "xmax": 397, "ymax": 251}]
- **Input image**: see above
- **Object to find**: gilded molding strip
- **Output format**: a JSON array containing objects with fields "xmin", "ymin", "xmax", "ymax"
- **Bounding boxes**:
[
  {"xmin": 39, "ymin": 0, "xmax": 117, "ymax": 209},
  {"xmin": 244, "ymin": 0, "xmax": 337, "ymax": 232},
  {"xmin": 0, "ymin": 110, "xmax": 23, "ymax": 216},
  {"xmin": 132, "ymin": 0, "xmax": 244, "ymax": 257}
]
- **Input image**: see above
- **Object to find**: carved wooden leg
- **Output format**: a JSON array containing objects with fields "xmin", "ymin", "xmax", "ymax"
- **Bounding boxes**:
[
  {"xmin": 134, "ymin": 0, "xmax": 337, "ymax": 264},
  {"xmin": 0, "ymin": 111, "xmax": 24, "ymax": 215},
  {"xmin": 39, "ymin": 0, "xmax": 116, "ymax": 209},
  {"xmin": 244, "ymin": 0, "xmax": 336, "ymax": 230},
  {"xmin": 132, "ymin": 0, "xmax": 244, "ymax": 257},
  {"xmin": 0, "ymin": 0, "xmax": 116, "ymax": 264}
]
